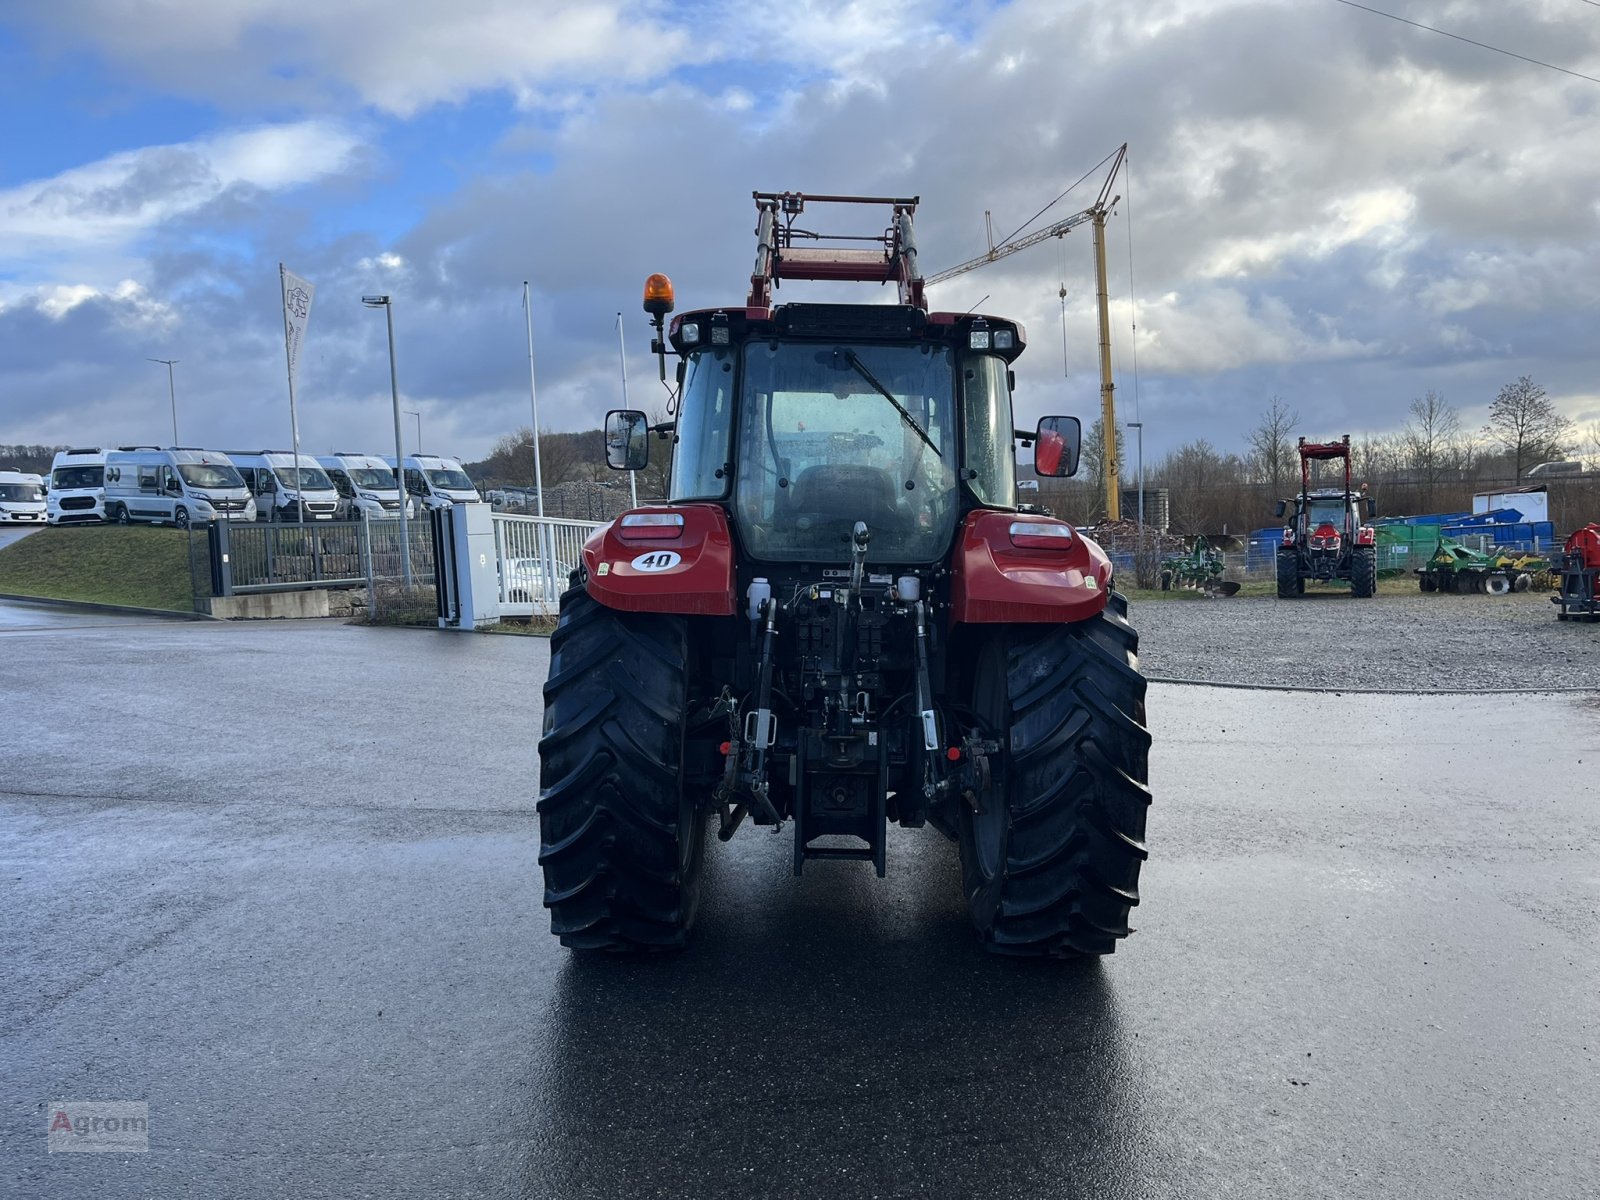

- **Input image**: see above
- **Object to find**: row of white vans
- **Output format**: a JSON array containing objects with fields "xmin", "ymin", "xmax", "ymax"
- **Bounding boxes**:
[{"xmin": 0, "ymin": 447, "xmax": 482, "ymax": 527}]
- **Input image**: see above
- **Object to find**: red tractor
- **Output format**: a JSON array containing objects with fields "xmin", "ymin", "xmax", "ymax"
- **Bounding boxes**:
[
  {"xmin": 537, "ymin": 192, "xmax": 1151, "ymax": 958},
  {"xmin": 1553, "ymin": 524, "xmax": 1600, "ymax": 621},
  {"xmin": 1275, "ymin": 435, "xmax": 1378, "ymax": 598}
]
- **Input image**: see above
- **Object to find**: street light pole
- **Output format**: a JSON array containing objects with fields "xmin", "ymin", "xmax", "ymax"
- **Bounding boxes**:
[
  {"xmin": 361, "ymin": 295, "xmax": 413, "ymax": 588},
  {"xmin": 523, "ymin": 282, "xmax": 546, "ymax": 519},
  {"xmin": 404, "ymin": 410, "xmax": 421, "ymax": 454},
  {"xmin": 1127, "ymin": 421, "xmax": 1145, "ymax": 537},
  {"xmin": 616, "ymin": 312, "xmax": 637, "ymax": 508},
  {"xmin": 148, "ymin": 358, "xmax": 179, "ymax": 444}
]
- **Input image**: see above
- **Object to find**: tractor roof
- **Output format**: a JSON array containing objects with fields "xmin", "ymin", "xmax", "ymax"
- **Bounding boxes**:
[
  {"xmin": 749, "ymin": 192, "xmax": 924, "ymax": 309},
  {"xmin": 1298, "ymin": 435, "xmax": 1351, "ymax": 461}
]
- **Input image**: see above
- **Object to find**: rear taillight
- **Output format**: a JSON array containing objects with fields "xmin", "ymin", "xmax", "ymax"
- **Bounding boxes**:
[
  {"xmin": 1008, "ymin": 521, "xmax": 1074, "ymax": 550},
  {"xmin": 617, "ymin": 512, "xmax": 684, "ymax": 540},
  {"xmin": 1356, "ymin": 527, "xmax": 1375, "ymax": 546}
]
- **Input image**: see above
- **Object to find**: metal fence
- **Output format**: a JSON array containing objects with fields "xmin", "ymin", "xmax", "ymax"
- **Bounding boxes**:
[
  {"xmin": 208, "ymin": 517, "xmax": 437, "ymax": 595},
  {"xmin": 492, "ymin": 513, "xmax": 603, "ymax": 617}
]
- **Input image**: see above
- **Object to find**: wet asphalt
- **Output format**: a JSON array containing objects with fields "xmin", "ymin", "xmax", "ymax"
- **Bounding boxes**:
[{"xmin": 1, "ymin": 607, "xmax": 1597, "ymax": 1199}]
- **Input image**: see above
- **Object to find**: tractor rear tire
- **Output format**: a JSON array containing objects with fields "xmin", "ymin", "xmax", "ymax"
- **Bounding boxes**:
[
  {"xmin": 959, "ymin": 593, "xmax": 1151, "ymax": 958},
  {"xmin": 1351, "ymin": 547, "xmax": 1377, "ymax": 598},
  {"xmin": 1276, "ymin": 549, "xmax": 1300, "ymax": 599},
  {"xmin": 537, "ymin": 586, "xmax": 704, "ymax": 952}
]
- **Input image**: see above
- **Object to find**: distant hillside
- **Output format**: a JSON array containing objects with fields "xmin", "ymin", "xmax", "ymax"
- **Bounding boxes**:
[
  {"xmin": 0, "ymin": 444, "xmax": 69, "ymax": 475},
  {"xmin": 465, "ymin": 426, "xmax": 670, "ymax": 499}
]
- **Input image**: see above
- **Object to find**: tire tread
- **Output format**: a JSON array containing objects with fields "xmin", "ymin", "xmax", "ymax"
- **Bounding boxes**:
[{"xmin": 536, "ymin": 586, "xmax": 700, "ymax": 952}]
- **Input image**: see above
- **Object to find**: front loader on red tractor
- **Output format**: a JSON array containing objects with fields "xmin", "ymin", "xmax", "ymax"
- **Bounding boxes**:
[
  {"xmin": 1275, "ymin": 435, "xmax": 1378, "ymax": 599},
  {"xmin": 536, "ymin": 192, "xmax": 1151, "ymax": 958}
]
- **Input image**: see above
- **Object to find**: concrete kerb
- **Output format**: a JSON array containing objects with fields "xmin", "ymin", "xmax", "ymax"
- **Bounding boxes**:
[
  {"xmin": 0, "ymin": 592, "xmax": 218, "ymax": 621},
  {"xmin": 1147, "ymin": 674, "xmax": 1600, "ymax": 696}
]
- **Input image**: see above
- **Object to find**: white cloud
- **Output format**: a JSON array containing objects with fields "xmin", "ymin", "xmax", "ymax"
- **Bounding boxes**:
[
  {"xmin": 16, "ymin": 0, "xmax": 698, "ymax": 117},
  {"xmin": 34, "ymin": 280, "xmax": 169, "ymax": 323},
  {"xmin": 1127, "ymin": 288, "xmax": 1375, "ymax": 374},
  {"xmin": 356, "ymin": 252, "xmax": 407, "ymax": 273},
  {"xmin": 1199, "ymin": 187, "xmax": 1417, "ymax": 279},
  {"xmin": 0, "ymin": 120, "xmax": 362, "ymax": 254}
]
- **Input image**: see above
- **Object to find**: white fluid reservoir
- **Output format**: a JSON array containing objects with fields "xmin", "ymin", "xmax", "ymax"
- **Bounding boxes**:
[
  {"xmin": 747, "ymin": 577, "xmax": 771, "ymax": 620},
  {"xmin": 897, "ymin": 575, "xmax": 920, "ymax": 602}
]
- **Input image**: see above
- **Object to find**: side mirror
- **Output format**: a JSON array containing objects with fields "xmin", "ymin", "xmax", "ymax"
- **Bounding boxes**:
[
  {"xmin": 1033, "ymin": 415, "xmax": 1081, "ymax": 478},
  {"xmin": 1365, "ymin": 497, "xmax": 1379, "ymax": 518},
  {"xmin": 605, "ymin": 409, "xmax": 650, "ymax": 471},
  {"xmin": 1273, "ymin": 499, "xmax": 1287, "ymax": 519}
]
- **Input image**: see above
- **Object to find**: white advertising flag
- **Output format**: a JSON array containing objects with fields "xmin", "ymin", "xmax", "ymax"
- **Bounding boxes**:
[{"xmin": 280, "ymin": 266, "xmax": 315, "ymax": 387}]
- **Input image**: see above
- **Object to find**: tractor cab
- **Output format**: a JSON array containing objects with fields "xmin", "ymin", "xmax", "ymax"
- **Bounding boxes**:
[{"xmin": 629, "ymin": 304, "xmax": 1041, "ymax": 570}]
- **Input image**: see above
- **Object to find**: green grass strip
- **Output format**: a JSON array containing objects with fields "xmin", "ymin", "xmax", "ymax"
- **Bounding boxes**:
[{"xmin": 0, "ymin": 526, "xmax": 198, "ymax": 612}]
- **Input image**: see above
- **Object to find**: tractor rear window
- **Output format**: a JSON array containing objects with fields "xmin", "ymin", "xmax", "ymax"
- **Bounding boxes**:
[{"xmin": 733, "ymin": 341, "xmax": 957, "ymax": 563}]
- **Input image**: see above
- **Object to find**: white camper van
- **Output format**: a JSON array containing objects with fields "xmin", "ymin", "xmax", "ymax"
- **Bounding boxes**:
[
  {"xmin": 315, "ymin": 453, "xmax": 411, "ymax": 520},
  {"xmin": 0, "ymin": 470, "xmax": 47, "ymax": 523},
  {"xmin": 104, "ymin": 447, "xmax": 256, "ymax": 527},
  {"xmin": 47, "ymin": 447, "xmax": 106, "ymax": 524},
  {"xmin": 226, "ymin": 451, "xmax": 341, "ymax": 522},
  {"xmin": 385, "ymin": 454, "xmax": 481, "ymax": 512}
]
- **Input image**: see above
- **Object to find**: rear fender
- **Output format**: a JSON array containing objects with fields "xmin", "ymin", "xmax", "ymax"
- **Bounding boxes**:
[
  {"xmin": 950, "ymin": 511, "xmax": 1112, "ymax": 625},
  {"xmin": 582, "ymin": 503, "xmax": 736, "ymax": 616}
]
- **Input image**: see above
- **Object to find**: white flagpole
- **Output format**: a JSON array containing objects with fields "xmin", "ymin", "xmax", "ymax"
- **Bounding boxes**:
[
  {"xmin": 617, "ymin": 312, "xmax": 637, "ymax": 508},
  {"xmin": 523, "ymin": 282, "xmax": 546, "ymax": 519},
  {"xmin": 524, "ymin": 282, "xmax": 554, "ymax": 610},
  {"xmin": 279, "ymin": 264, "xmax": 305, "ymax": 526}
]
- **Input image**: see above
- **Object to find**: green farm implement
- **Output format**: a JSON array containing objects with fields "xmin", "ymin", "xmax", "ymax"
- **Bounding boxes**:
[
  {"xmin": 1416, "ymin": 537, "xmax": 1548, "ymax": 595},
  {"xmin": 1160, "ymin": 538, "xmax": 1240, "ymax": 596}
]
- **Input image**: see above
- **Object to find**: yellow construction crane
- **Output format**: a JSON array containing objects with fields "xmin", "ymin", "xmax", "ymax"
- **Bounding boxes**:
[{"xmin": 928, "ymin": 144, "xmax": 1128, "ymax": 520}]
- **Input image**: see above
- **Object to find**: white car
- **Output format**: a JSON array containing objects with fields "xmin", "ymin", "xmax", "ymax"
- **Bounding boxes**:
[
  {"xmin": 104, "ymin": 448, "xmax": 256, "ymax": 527},
  {"xmin": 48, "ymin": 448, "xmax": 106, "ymax": 524},
  {"xmin": 503, "ymin": 557, "xmax": 573, "ymax": 603},
  {"xmin": 0, "ymin": 470, "xmax": 47, "ymax": 523}
]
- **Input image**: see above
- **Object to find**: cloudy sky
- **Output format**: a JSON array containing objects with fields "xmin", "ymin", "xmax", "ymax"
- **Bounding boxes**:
[{"xmin": 2, "ymin": 0, "xmax": 1597, "ymax": 465}]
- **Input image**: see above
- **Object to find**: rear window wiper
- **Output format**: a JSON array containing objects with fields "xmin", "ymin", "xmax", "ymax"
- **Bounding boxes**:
[{"xmin": 841, "ymin": 350, "xmax": 941, "ymax": 459}]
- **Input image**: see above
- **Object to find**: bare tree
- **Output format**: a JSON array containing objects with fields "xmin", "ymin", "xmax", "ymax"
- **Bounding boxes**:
[
  {"xmin": 1484, "ymin": 375, "xmax": 1572, "ymax": 481},
  {"xmin": 635, "ymin": 406, "xmax": 673, "ymax": 500},
  {"xmin": 1401, "ymin": 390, "xmax": 1460, "ymax": 510},
  {"xmin": 1078, "ymin": 418, "xmax": 1127, "ymax": 521},
  {"xmin": 1244, "ymin": 395, "xmax": 1299, "ymax": 497},
  {"xmin": 1149, "ymin": 438, "xmax": 1251, "ymax": 533},
  {"xmin": 1349, "ymin": 433, "xmax": 1400, "ymax": 490},
  {"xmin": 1583, "ymin": 420, "xmax": 1600, "ymax": 472}
]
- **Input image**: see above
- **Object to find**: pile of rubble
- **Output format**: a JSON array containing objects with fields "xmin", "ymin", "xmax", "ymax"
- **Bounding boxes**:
[
  {"xmin": 490, "ymin": 480, "xmax": 655, "ymax": 523},
  {"xmin": 1084, "ymin": 518, "xmax": 1189, "ymax": 560}
]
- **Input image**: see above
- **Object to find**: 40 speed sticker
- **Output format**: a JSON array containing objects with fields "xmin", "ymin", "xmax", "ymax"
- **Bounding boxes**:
[{"xmin": 630, "ymin": 550, "xmax": 681, "ymax": 572}]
